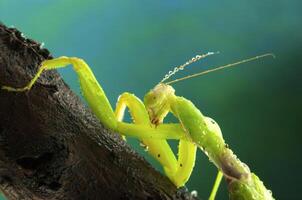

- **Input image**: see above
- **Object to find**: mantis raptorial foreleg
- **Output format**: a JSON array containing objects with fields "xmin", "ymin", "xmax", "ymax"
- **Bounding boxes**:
[
  {"xmin": 115, "ymin": 92, "xmax": 197, "ymax": 187},
  {"xmin": 115, "ymin": 92, "xmax": 178, "ymax": 177},
  {"xmin": 172, "ymin": 139, "xmax": 197, "ymax": 187}
]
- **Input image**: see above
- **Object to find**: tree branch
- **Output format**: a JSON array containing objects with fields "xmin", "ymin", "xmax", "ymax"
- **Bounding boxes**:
[{"xmin": 0, "ymin": 23, "xmax": 197, "ymax": 200}]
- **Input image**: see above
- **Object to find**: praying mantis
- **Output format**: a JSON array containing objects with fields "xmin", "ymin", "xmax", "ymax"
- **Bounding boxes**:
[{"xmin": 1, "ymin": 52, "xmax": 276, "ymax": 200}]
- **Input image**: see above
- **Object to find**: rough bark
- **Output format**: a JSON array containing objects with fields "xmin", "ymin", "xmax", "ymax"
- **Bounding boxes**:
[{"xmin": 0, "ymin": 23, "xmax": 197, "ymax": 200}]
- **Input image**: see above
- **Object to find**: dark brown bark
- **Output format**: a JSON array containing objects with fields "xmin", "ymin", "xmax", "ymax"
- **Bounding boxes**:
[{"xmin": 0, "ymin": 23, "xmax": 197, "ymax": 200}]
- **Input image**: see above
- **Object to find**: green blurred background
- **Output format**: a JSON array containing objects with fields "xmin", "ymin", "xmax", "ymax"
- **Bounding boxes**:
[{"xmin": 0, "ymin": 0, "xmax": 301, "ymax": 199}]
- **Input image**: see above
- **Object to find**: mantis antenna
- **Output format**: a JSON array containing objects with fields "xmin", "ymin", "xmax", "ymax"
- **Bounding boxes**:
[
  {"xmin": 163, "ymin": 53, "xmax": 275, "ymax": 85},
  {"xmin": 160, "ymin": 51, "xmax": 220, "ymax": 83}
]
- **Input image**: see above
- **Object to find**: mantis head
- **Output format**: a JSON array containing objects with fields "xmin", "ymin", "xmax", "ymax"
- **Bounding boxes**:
[{"xmin": 144, "ymin": 83, "xmax": 175, "ymax": 125}]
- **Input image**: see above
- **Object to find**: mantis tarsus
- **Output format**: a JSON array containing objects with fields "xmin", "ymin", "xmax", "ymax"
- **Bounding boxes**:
[{"xmin": 2, "ymin": 52, "xmax": 275, "ymax": 200}]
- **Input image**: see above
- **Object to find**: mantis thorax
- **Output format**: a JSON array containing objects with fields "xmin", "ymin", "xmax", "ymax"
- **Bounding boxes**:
[{"xmin": 144, "ymin": 83, "xmax": 175, "ymax": 125}]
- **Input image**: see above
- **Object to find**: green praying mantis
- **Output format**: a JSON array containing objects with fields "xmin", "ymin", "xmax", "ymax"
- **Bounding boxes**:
[{"xmin": 1, "ymin": 52, "xmax": 276, "ymax": 200}]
